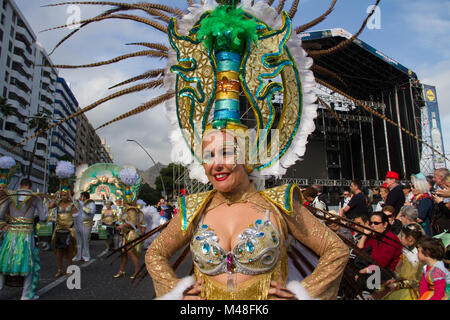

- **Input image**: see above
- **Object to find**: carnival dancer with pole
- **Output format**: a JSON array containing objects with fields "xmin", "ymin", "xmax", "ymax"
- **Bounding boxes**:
[
  {"xmin": 113, "ymin": 168, "xmax": 146, "ymax": 279},
  {"xmin": 47, "ymin": 161, "xmax": 78, "ymax": 277},
  {"xmin": 101, "ymin": 198, "xmax": 118, "ymax": 252},
  {"xmin": 73, "ymin": 191, "xmax": 96, "ymax": 262},
  {"xmin": 0, "ymin": 156, "xmax": 48, "ymax": 300}
]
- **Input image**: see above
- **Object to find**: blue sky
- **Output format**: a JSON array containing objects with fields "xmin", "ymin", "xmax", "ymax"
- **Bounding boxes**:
[{"xmin": 14, "ymin": 0, "xmax": 450, "ymax": 170}]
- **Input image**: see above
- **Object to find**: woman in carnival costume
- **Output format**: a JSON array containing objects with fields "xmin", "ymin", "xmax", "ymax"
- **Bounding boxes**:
[
  {"xmin": 48, "ymin": 161, "xmax": 78, "ymax": 277},
  {"xmin": 113, "ymin": 168, "xmax": 146, "ymax": 279},
  {"xmin": 101, "ymin": 197, "xmax": 118, "ymax": 252},
  {"xmin": 36, "ymin": 0, "xmax": 400, "ymax": 299},
  {"xmin": 142, "ymin": 0, "xmax": 349, "ymax": 300},
  {"xmin": 0, "ymin": 156, "xmax": 47, "ymax": 300}
]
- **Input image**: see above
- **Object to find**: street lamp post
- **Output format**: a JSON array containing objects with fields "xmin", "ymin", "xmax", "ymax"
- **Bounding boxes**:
[{"xmin": 126, "ymin": 139, "xmax": 167, "ymax": 199}]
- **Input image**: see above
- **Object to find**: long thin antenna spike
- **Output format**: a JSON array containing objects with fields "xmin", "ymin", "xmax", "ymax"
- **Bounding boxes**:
[
  {"xmin": 15, "ymin": 81, "xmax": 163, "ymax": 148},
  {"xmin": 288, "ymin": 0, "xmax": 300, "ymax": 19},
  {"xmin": 315, "ymin": 78, "xmax": 450, "ymax": 162},
  {"xmin": 47, "ymin": 50, "xmax": 167, "ymax": 69},
  {"xmin": 125, "ymin": 42, "xmax": 169, "ymax": 52},
  {"xmin": 48, "ymin": 12, "xmax": 168, "ymax": 56},
  {"xmin": 276, "ymin": 0, "xmax": 286, "ymax": 14},
  {"xmin": 47, "ymin": 7, "xmax": 125, "ymax": 56},
  {"xmin": 308, "ymin": 0, "xmax": 381, "ymax": 57},
  {"xmin": 43, "ymin": 1, "xmax": 183, "ymax": 16},
  {"xmin": 108, "ymin": 69, "xmax": 165, "ymax": 90},
  {"xmin": 295, "ymin": 0, "xmax": 337, "ymax": 33},
  {"xmin": 96, "ymin": 91, "xmax": 174, "ymax": 130},
  {"xmin": 317, "ymin": 97, "xmax": 349, "ymax": 137},
  {"xmin": 311, "ymin": 64, "xmax": 347, "ymax": 87},
  {"xmin": 267, "ymin": 0, "xmax": 276, "ymax": 7}
]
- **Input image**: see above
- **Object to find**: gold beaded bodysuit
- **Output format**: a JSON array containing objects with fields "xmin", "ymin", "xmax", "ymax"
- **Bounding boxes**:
[
  {"xmin": 52, "ymin": 201, "xmax": 77, "ymax": 253},
  {"xmin": 146, "ymin": 184, "xmax": 349, "ymax": 300}
]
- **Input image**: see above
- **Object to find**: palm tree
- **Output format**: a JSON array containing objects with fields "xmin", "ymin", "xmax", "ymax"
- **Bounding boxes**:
[
  {"xmin": 27, "ymin": 112, "xmax": 50, "ymax": 179},
  {"xmin": 0, "ymin": 97, "xmax": 15, "ymax": 130}
]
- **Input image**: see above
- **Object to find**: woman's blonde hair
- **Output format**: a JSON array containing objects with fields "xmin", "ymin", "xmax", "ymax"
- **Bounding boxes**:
[{"xmin": 411, "ymin": 177, "xmax": 430, "ymax": 194}]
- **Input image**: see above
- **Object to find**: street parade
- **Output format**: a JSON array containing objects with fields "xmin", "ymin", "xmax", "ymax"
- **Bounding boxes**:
[{"xmin": 0, "ymin": 0, "xmax": 449, "ymax": 307}]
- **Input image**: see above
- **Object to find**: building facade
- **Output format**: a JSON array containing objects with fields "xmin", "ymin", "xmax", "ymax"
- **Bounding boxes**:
[
  {"xmin": 75, "ymin": 112, "xmax": 113, "ymax": 166},
  {"xmin": 0, "ymin": 0, "xmax": 58, "ymax": 191},
  {"xmin": 48, "ymin": 77, "xmax": 78, "ymax": 170},
  {"xmin": 0, "ymin": 0, "xmax": 113, "ymax": 191}
]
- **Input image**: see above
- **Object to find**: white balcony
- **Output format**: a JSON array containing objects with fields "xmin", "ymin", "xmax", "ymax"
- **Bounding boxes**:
[
  {"xmin": 37, "ymin": 136, "xmax": 48, "ymax": 145},
  {"xmin": 13, "ymin": 41, "xmax": 34, "ymax": 61},
  {"xmin": 9, "ymin": 86, "xmax": 31, "ymax": 106},
  {"xmin": 15, "ymin": 121, "xmax": 28, "ymax": 132},
  {"xmin": 12, "ymin": 53, "xmax": 34, "ymax": 75},
  {"xmin": 16, "ymin": 26, "xmax": 35, "ymax": 45},
  {"xmin": 35, "ymin": 149, "xmax": 46, "ymax": 157},
  {"xmin": 2, "ymin": 130, "xmax": 19, "ymax": 141},
  {"xmin": 10, "ymin": 69, "xmax": 33, "ymax": 89}
]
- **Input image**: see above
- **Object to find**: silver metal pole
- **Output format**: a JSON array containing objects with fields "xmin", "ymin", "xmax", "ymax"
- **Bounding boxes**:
[
  {"xmin": 394, "ymin": 86, "xmax": 407, "ymax": 178},
  {"xmin": 370, "ymin": 111, "xmax": 379, "ymax": 180},
  {"xmin": 381, "ymin": 92, "xmax": 391, "ymax": 171},
  {"xmin": 126, "ymin": 139, "xmax": 167, "ymax": 199},
  {"xmin": 409, "ymin": 80, "xmax": 422, "ymax": 169},
  {"xmin": 358, "ymin": 113, "xmax": 366, "ymax": 181}
]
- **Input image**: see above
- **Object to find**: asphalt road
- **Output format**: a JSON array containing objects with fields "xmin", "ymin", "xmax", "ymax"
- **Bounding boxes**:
[{"xmin": 0, "ymin": 237, "xmax": 192, "ymax": 300}]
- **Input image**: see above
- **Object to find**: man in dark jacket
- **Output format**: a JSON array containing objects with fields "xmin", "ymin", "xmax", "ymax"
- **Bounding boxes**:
[{"xmin": 384, "ymin": 171, "xmax": 405, "ymax": 216}]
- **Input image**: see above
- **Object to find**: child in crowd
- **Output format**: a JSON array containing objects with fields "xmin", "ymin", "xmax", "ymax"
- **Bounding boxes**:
[
  {"xmin": 379, "ymin": 223, "xmax": 424, "ymax": 300},
  {"xmin": 417, "ymin": 237, "xmax": 450, "ymax": 300}
]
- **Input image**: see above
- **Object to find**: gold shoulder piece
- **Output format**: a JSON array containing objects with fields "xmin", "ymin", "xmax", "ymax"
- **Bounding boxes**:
[
  {"xmin": 259, "ymin": 183, "xmax": 303, "ymax": 216},
  {"xmin": 5, "ymin": 190, "xmax": 34, "ymax": 209},
  {"xmin": 179, "ymin": 189, "xmax": 216, "ymax": 235}
]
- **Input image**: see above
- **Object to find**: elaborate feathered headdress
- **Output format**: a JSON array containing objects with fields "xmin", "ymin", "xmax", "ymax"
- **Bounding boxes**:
[
  {"xmin": 55, "ymin": 160, "xmax": 76, "ymax": 192},
  {"xmin": 118, "ymin": 167, "xmax": 142, "ymax": 204},
  {"xmin": 0, "ymin": 156, "xmax": 20, "ymax": 188}
]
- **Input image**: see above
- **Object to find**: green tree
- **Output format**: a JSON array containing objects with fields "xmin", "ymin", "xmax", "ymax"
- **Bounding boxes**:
[
  {"xmin": 139, "ymin": 183, "xmax": 161, "ymax": 206},
  {"xmin": 27, "ymin": 112, "xmax": 50, "ymax": 179},
  {"xmin": 154, "ymin": 163, "xmax": 187, "ymax": 200}
]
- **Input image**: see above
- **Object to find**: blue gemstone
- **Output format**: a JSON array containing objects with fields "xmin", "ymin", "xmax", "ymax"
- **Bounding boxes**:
[
  {"xmin": 255, "ymin": 219, "xmax": 262, "ymax": 225},
  {"xmin": 202, "ymin": 243, "xmax": 210, "ymax": 254},
  {"xmin": 196, "ymin": 236, "xmax": 203, "ymax": 241},
  {"xmin": 265, "ymin": 255, "xmax": 272, "ymax": 261},
  {"xmin": 246, "ymin": 240, "xmax": 254, "ymax": 253},
  {"xmin": 202, "ymin": 224, "xmax": 208, "ymax": 229},
  {"xmin": 258, "ymin": 232, "xmax": 264, "ymax": 237}
]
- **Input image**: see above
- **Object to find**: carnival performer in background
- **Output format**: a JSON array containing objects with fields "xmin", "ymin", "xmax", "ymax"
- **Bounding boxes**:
[
  {"xmin": 47, "ymin": 161, "xmax": 78, "ymax": 278},
  {"xmin": 73, "ymin": 191, "xmax": 96, "ymax": 262},
  {"xmin": 142, "ymin": 204, "xmax": 159, "ymax": 249},
  {"xmin": 0, "ymin": 156, "xmax": 20, "ymax": 247},
  {"xmin": 114, "ymin": 168, "xmax": 146, "ymax": 279},
  {"xmin": 101, "ymin": 199, "xmax": 117, "ymax": 252},
  {"xmin": 0, "ymin": 160, "xmax": 48, "ymax": 300}
]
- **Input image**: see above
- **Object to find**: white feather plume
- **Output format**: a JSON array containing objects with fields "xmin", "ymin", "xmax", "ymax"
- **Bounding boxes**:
[
  {"xmin": 0, "ymin": 156, "xmax": 16, "ymax": 170},
  {"xmin": 119, "ymin": 167, "xmax": 139, "ymax": 186},
  {"xmin": 55, "ymin": 161, "xmax": 75, "ymax": 179}
]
